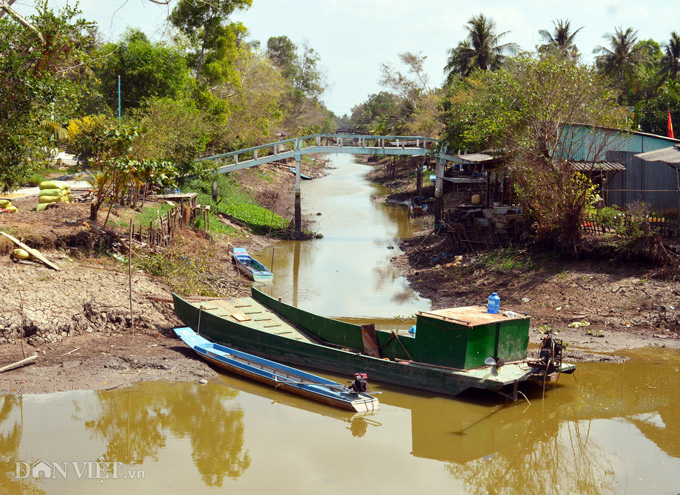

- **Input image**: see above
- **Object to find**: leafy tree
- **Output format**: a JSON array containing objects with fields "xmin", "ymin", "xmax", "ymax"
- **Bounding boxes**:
[
  {"xmin": 0, "ymin": 1, "xmax": 94, "ymax": 190},
  {"xmin": 170, "ymin": 0, "xmax": 252, "ymax": 84},
  {"xmin": 214, "ymin": 47, "xmax": 285, "ymax": 149},
  {"xmin": 265, "ymin": 37, "xmax": 328, "ymax": 135},
  {"xmin": 350, "ymin": 92, "xmax": 403, "ymax": 134},
  {"xmin": 440, "ymin": 55, "xmax": 627, "ymax": 253},
  {"xmin": 131, "ymin": 97, "xmax": 212, "ymax": 181},
  {"xmin": 68, "ymin": 116, "xmax": 177, "ymax": 223},
  {"xmin": 378, "ymin": 51, "xmax": 441, "ymax": 137},
  {"xmin": 659, "ymin": 32, "xmax": 680, "ymax": 83},
  {"xmin": 635, "ymin": 79, "xmax": 680, "ymax": 135},
  {"xmin": 538, "ymin": 19, "xmax": 583, "ymax": 59},
  {"xmin": 444, "ymin": 14, "xmax": 518, "ymax": 79},
  {"xmin": 266, "ymin": 35, "xmax": 297, "ymax": 81},
  {"xmin": 630, "ymin": 39, "xmax": 664, "ymax": 102},
  {"xmin": 292, "ymin": 41, "xmax": 324, "ymax": 100},
  {"xmin": 96, "ymin": 29, "xmax": 191, "ymax": 113}
]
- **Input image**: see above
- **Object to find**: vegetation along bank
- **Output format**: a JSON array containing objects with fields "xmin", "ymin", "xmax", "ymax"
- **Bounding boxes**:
[{"xmin": 1, "ymin": 3, "xmax": 680, "ymax": 392}]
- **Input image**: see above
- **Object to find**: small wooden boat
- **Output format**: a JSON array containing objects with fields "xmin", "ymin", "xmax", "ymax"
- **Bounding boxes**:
[
  {"xmin": 232, "ymin": 247, "xmax": 273, "ymax": 282},
  {"xmin": 289, "ymin": 166, "xmax": 313, "ymax": 180},
  {"xmin": 409, "ymin": 201, "xmax": 428, "ymax": 216},
  {"xmin": 174, "ymin": 327, "xmax": 379, "ymax": 413}
]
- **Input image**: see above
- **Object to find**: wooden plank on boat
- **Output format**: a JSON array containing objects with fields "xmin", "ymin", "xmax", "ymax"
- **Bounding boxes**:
[
  {"xmin": 418, "ymin": 306, "xmax": 528, "ymax": 326},
  {"xmin": 232, "ymin": 313, "xmax": 251, "ymax": 322},
  {"xmin": 361, "ymin": 324, "xmax": 381, "ymax": 358}
]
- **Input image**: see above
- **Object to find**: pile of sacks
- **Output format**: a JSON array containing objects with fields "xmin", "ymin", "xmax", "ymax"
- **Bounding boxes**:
[
  {"xmin": 37, "ymin": 180, "xmax": 72, "ymax": 211},
  {"xmin": 0, "ymin": 199, "xmax": 17, "ymax": 213}
]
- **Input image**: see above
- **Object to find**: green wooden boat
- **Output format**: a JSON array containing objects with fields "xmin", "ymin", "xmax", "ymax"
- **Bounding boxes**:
[{"xmin": 172, "ymin": 288, "xmax": 575, "ymax": 399}]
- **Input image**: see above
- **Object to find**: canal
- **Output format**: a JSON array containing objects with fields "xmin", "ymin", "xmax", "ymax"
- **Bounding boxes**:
[
  {"xmin": 253, "ymin": 153, "xmax": 431, "ymax": 320},
  {"xmin": 1, "ymin": 155, "xmax": 679, "ymax": 494}
]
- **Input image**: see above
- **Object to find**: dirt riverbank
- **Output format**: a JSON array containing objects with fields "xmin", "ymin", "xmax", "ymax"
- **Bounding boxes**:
[{"xmin": 2, "ymin": 157, "xmax": 679, "ymax": 395}]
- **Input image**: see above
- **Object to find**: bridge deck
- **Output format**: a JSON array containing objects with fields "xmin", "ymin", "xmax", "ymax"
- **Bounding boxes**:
[{"xmin": 198, "ymin": 133, "xmax": 460, "ymax": 174}]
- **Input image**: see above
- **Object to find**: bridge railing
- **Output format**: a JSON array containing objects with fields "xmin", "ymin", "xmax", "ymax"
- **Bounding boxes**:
[{"xmin": 198, "ymin": 133, "xmax": 444, "ymax": 174}]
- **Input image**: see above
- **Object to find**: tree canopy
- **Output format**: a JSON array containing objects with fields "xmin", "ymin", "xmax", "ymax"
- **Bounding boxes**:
[
  {"xmin": 444, "ymin": 14, "xmax": 518, "ymax": 80},
  {"xmin": 440, "ymin": 55, "xmax": 627, "ymax": 252},
  {"xmin": 96, "ymin": 29, "xmax": 191, "ymax": 112},
  {"xmin": 0, "ymin": 0, "xmax": 94, "ymax": 190}
]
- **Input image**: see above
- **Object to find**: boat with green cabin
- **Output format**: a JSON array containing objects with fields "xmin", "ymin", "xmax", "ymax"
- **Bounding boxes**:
[{"xmin": 172, "ymin": 287, "xmax": 575, "ymax": 399}]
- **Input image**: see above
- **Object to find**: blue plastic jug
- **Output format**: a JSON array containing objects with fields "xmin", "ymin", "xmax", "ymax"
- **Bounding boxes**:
[{"xmin": 487, "ymin": 293, "xmax": 500, "ymax": 314}]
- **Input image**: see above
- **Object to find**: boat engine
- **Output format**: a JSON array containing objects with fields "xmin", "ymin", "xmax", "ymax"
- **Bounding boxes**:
[
  {"xmin": 349, "ymin": 373, "xmax": 368, "ymax": 393},
  {"xmin": 538, "ymin": 334, "xmax": 564, "ymax": 368}
]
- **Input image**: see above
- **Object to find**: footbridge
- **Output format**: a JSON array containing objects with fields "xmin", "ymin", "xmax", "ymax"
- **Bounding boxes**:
[{"xmin": 199, "ymin": 133, "xmax": 462, "ymax": 233}]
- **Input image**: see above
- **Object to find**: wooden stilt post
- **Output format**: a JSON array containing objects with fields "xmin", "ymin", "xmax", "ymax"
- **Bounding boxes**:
[{"xmin": 434, "ymin": 153, "xmax": 446, "ymax": 226}]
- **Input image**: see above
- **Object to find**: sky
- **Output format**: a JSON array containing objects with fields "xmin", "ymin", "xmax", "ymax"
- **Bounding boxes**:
[{"xmin": 11, "ymin": 0, "xmax": 680, "ymax": 116}]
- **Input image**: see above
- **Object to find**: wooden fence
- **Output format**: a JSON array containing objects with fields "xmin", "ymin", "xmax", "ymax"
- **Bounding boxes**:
[
  {"xmin": 128, "ymin": 193, "xmax": 210, "ymax": 248},
  {"xmin": 582, "ymin": 214, "xmax": 679, "ymax": 238}
]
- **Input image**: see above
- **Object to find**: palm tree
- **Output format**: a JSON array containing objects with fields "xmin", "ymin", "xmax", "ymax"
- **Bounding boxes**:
[
  {"xmin": 444, "ymin": 14, "xmax": 518, "ymax": 79},
  {"xmin": 538, "ymin": 19, "xmax": 583, "ymax": 59},
  {"xmin": 445, "ymin": 40, "xmax": 474, "ymax": 81},
  {"xmin": 594, "ymin": 27, "xmax": 650, "ymax": 85},
  {"xmin": 659, "ymin": 32, "xmax": 680, "ymax": 83}
]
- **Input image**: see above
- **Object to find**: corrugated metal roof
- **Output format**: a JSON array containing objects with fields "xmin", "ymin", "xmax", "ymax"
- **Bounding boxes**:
[
  {"xmin": 568, "ymin": 160, "xmax": 625, "ymax": 172},
  {"xmin": 458, "ymin": 153, "xmax": 500, "ymax": 163},
  {"xmin": 635, "ymin": 144, "xmax": 680, "ymax": 164}
]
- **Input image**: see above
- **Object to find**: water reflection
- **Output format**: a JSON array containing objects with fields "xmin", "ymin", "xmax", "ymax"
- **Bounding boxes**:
[
  {"xmin": 0, "ymin": 395, "xmax": 45, "ymax": 495},
  {"xmin": 2, "ymin": 348, "xmax": 680, "ymax": 494},
  {"xmin": 79, "ymin": 382, "xmax": 250, "ymax": 486}
]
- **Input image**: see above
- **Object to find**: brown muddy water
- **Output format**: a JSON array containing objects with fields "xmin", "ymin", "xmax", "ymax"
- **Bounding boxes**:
[
  {"xmin": 1, "ymin": 347, "xmax": 680, "ymax": 494},
  {"xmin": 253, "ymin": 154, "xmax": 431, "ymax": 319},
  {"xmin": 2, "ymin": 155, "xmax": 679, "ymax": 494}
]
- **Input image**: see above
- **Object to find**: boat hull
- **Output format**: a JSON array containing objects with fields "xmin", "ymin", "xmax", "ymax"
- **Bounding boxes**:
[
  {"xmin": 174, "ymin": 327, "xmax": 378, "ymax": 412},
  {"xmin": 232, "ymin": 247, "xmax": 273, "ymax": 282}
]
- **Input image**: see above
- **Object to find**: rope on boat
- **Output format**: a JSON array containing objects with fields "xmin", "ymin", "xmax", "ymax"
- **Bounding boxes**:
[{"xmin": 272, "ymin": 374, "xmax": 352, "ymax": 393}]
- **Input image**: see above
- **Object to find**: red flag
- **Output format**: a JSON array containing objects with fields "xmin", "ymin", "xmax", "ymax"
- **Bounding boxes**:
[{"xmin": 669, "ymin": 109, "xmax": 675, "ymax": 139}]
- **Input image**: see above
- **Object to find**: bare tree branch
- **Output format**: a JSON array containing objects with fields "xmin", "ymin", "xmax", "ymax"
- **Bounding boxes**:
[{"xmin": 0, "ymin": 0, "xmax": 45, "ymax": 45}]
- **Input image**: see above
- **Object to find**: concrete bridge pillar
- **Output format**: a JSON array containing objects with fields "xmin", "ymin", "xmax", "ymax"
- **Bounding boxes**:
[{"xmin": 294, "ymin": 155, "xmax": 301, "ymax": 236}]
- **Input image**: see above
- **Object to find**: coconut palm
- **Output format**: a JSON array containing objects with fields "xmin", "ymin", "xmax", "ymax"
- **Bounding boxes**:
[
  {"xmin": 659, "ymin": 32, "xmax": 680, "ymax": 83},
  {"xmin": 445, "ymin": 40, "xmax": 474, "ymax": 81},
  {"xmin": 538, "ymin": 19, "xmax": 583, "ymax": 59},
  {"xmin": 594, "ymin": 27, "xmax": 650, "ymax": 83},
  {"xmin": 444, "ymin": 14, "xmax": 518, "ymax": 79}
]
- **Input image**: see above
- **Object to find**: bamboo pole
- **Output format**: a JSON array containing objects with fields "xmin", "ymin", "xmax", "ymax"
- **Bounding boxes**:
[
  {"xmin": 0, "ymin": 354, "xmax": 38, "ymax": 374},
  {"xmin": 128, "ymin": 222, "xmax": 135, "ymax": 334},
  {"xmin": 17, "ymin": 282, "xmax": 26, "ymax": 359}
]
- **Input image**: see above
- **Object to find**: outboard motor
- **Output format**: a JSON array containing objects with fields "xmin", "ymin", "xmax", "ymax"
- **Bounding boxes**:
[
  {"xmin": 349, "ymin": 373, "xmax": 368, "ymax": 393},
  {"xmin": 539, "ymin": 334, "xmax": 564, "ymax": 368}
]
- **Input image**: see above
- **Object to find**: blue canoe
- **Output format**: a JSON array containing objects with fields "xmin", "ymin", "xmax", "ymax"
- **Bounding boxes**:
[
  {"xmin": 174, "ymin": 327, "xmax": 379, "ymax": 413},
  {"xmin": 232, "ymin": 247, "xmax": 273, "ymax": 282},
  {"xmin": 289, "ymin": 166, "xmax": 313, "ymax": 180}
]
